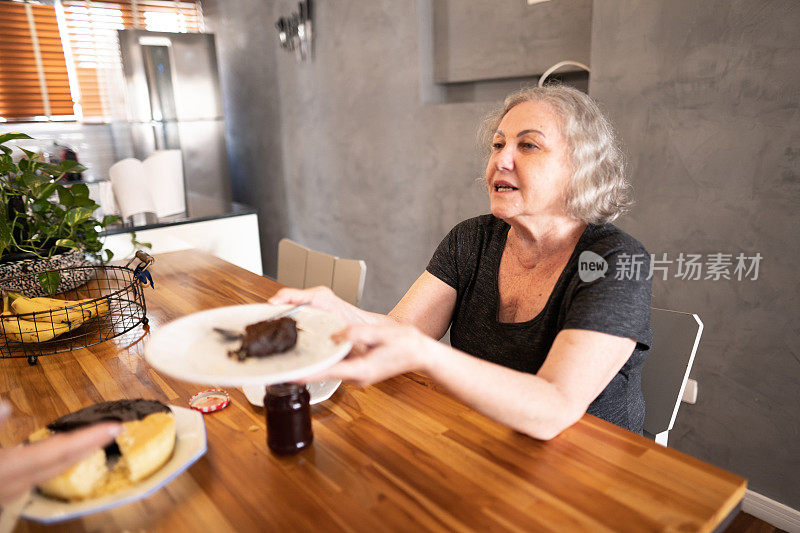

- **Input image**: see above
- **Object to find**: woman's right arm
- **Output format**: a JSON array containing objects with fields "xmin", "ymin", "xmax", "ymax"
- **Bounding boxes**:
[
  {"xmin": 268, "ymin": 271, "xmax": 457, "ymax": 340},
  {"xmin": 388, "ymin": 271, "xmax": 456, "ymax": 340}
]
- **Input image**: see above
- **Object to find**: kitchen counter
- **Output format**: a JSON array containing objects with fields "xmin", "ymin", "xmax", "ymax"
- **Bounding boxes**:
[
  {"xmin": 102, "ymin": 191, "xmax": 256, "ymax": 236},
  {"xmin": 100, "ymin": 192, "xmax": 263, "ymax": 275}
]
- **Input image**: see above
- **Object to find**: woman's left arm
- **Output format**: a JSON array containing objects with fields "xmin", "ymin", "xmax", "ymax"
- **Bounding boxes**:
[{"xmin": 304, "ymin": 325, "xmax": 635, "ymax": 440}]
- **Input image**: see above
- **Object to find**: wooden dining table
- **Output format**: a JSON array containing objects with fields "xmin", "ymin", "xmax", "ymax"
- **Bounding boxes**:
[{"xmin": 1, "ymin": 249, "xmax": 746, "ymax": 532}]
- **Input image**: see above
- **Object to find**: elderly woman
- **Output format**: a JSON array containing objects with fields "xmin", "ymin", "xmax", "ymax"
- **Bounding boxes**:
[{"xmin": 271, "ymin": 85, "xmax": 652, "ymax": 439}]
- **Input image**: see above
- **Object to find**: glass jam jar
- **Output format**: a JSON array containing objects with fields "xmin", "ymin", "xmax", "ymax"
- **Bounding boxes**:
[{"xmin": 264, "ymin": 383, "xmax": 313, "ymax": 455}]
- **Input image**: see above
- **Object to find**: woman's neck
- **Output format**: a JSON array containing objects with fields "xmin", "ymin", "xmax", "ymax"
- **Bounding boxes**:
[{"xmin": 504, "ymin": 214, "xmax": 587, "ymax": 268}]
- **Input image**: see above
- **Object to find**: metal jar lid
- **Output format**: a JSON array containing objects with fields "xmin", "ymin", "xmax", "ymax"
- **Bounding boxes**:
[{"xmin": 189, "ymin": 389, "xmax": 230, "ymax": 413}]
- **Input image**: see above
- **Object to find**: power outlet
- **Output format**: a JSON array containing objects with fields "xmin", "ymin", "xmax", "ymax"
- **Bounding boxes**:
[{"xmin": 681, "ymin": 379, "xmax": 698, "ymax": 404}]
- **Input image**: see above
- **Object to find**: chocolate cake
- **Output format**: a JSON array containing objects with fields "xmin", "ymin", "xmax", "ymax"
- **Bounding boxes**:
[
  {"xmin": 230, "ymin": 316, "xmax": 298, "ymax": 361},
  {"xmin": 47, "ymin": 399, "xmax": 170, "ymax": 432}
]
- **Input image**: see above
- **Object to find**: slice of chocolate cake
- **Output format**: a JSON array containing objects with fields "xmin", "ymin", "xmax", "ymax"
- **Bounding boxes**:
[
  {"xmin": 229, "ymin": 316, "xmax": 298, "ymax": 361},
  {"xmin": 47, "ymin": 399, "xmax": 170, "ymax": 432}
]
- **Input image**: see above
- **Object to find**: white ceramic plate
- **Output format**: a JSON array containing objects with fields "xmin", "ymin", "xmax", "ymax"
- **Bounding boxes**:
[
  {"xmin": 242, "ymin": 380, "xmax": 342, "ymax": 407},
  {"xmin": 144, "ymin": 304, "xmax": 352, "ymax": 387},
  {"xmin": 21, "ymin": 405, "xmax": 206, "ymax": 524}
]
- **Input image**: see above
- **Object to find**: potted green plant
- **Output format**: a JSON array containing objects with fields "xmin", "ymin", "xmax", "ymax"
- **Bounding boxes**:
[{"xmin": 0, "ymin": 132, "xmax": 118, "ymax": 295}]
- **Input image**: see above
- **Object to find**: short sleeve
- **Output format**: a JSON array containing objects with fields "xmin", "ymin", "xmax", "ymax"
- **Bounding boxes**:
[
  {"xmin": 425, "ymin": 224, "xmax": 460, "ymax": 290},
  {"xmin": 562, "ymin": 243, "xmax": 653, "ymax": 350}
]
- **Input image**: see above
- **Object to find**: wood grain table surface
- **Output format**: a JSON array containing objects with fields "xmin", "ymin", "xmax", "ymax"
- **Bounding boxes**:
[{"xmin": 0, "ymin": 249, "xmax": 747, "ymax": 532}]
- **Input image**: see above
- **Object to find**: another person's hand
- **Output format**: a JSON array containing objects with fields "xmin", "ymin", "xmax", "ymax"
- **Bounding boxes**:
[
  {"xmin": 267, "ymin": 286, "xmax": 380, "ymax": 324},
  {"xmin": 269, "ymin": 286, "xmax": 362, "ymax": 323},
  {"xmin": 299, "ymin": 323, "xmax": 432, "ymax": 386},
  {"xmin": 0, "ymin": 402, "xmax": 121, "ymax": 506}
]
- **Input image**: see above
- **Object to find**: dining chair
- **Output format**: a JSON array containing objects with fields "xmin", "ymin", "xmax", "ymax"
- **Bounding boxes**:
[
  {"xmin": 277, "ymin": 238, "xmax": 367, "ymax": 307},
  {"xmin": 641, "ymin": 307, "xmax": 703, "ymax": 446}
]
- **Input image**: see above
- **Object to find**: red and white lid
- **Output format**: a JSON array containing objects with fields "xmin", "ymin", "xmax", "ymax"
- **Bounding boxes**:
[{"xmin": 189, "ymin": 389, "xmax": 230, "ymax": 413}]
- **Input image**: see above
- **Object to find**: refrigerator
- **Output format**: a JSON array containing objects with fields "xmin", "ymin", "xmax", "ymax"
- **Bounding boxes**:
[{"xmin": 117, "ymin": 29, "xmax": 232, "ymax": 209}]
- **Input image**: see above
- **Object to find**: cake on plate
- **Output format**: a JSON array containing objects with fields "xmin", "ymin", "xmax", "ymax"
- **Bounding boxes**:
[{"xmin": 28, "ymin": 399, "xmax": 176, "ymax": 501}]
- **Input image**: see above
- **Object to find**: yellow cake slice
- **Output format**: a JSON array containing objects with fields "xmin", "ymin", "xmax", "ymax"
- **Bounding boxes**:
[
  {"xmin": 28, "ymin": 428, "xmax": 108, "ymax": 500},
  {"xmin": 116, "ymin": 412, "xmax": 176, "ymax": 482},
  {"xmin": 28, "ymin": 400, "xmax": 176, "ymax": 501}
]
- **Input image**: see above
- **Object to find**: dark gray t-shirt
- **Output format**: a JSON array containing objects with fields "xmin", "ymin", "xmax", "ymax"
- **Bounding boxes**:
[{"xmin": 426, "ymin": 214, "xmax": 653, "ymax": 434}]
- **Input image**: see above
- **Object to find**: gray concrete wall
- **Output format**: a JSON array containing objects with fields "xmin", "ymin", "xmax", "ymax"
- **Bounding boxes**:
[
  {"xmin": 200, "ymin": 0, "xmax": 289, "ymax": 277},
  {"xmin": 269, "ymin": 0, "xmax": 493, "ymax": 312},
  {"xmin": 589, "ymin": 0, "xmax": 800, "ymax": 508},
  {"xmin": 432, "ymin": 0, "xmax": 592, "ymax": 83},
  {"xmin": 204, "ymin": 0, "xmax": 497, "ymax": 311}
]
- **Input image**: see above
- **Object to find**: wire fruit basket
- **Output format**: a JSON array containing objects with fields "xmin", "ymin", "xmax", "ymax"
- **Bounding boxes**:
[{"xmin": 0, "ymin": 251, "xmax": 154, "ymax": 365}]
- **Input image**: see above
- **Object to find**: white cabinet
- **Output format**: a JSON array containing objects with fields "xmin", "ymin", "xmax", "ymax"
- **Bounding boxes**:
[{"xmin": 103, "ymin": 213, "xmax": 262, "ymax": 275}]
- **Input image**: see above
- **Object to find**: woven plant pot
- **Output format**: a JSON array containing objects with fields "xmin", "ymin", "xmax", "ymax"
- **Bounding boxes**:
[{"xmin": 0, "ymin": 248, "xmax": 93, "ymax": 297}]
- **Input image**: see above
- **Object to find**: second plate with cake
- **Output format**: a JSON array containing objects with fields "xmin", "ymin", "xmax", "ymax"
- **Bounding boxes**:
[
  {"xmin": 21, "ymin": 405, "xmax": 206, "ymax": 524},
  {"xmin": 143, "ymin": 304, "xmax": 353, "ymax": 387}
]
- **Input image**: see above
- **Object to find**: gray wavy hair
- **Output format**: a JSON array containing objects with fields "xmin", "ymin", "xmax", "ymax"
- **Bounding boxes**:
[{"xmin": 481, "ymin": 85, "xmax": 632, "ymax": 225}]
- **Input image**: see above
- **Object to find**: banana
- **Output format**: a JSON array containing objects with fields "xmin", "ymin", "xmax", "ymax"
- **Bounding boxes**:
[
  {"xmin": 1, "ymin": 293, "xmax": 84, "ymax": 343},
  {"xmin": 8, "ymin": 291, "xmax": 109, "ymax": 324},
  {"xmin": 0, "ymin": 312, "xmax": 79, "ymax": 343}
]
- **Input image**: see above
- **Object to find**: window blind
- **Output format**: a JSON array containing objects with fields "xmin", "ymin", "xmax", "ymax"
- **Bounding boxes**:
[
  {"xmin": 0, "ymin": 1, "xmax": 74, "ymax": 120},
  {"xmin": 134, "ymin": 1, "xmax": 205, "ymax": 33},
  {"xmin": 0, "ymin": 0, "xmax": 204, "ymax": 122},
  {"xmin": 59, "ymin": 0, "xmax": 131, "ymax": 121}
]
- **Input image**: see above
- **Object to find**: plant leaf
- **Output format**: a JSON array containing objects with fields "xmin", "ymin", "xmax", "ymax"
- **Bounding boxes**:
[
  {"xmin": 101, "ymin": 215, "xmax": 119, "ymax": 226},
  {"xmin": 72, "ymin": 196, "xmax": 97, "ymax": 208},
  {"xmin": 0, "ymin": 132, "xmax": 33, "ymax": 144},
  {"xmin": 58, "ymin": 160, "xmax": 86, "ymax": 173},
  {"xmin": 31, "ymin": 198, "xmax": 51, "ymax": 213},
  {"xmin": 36, "ymin": 162, "xmax": 63, "ymax": 177},
  {"xmin": 38, "ymin": 271, "xmax": 61, "ymax": 295},
  {"xmin": 104, "ymin": 249, "xmax": 114, "ymax": 262},
  {"xmin": 0, "ymin": 208, "xmax": 11, "ymax": 254},
  {"xmin": 36, "ymin": 181, "xmax": 58, "ymax": 200},
  {"xmin": 70, "ymin": 183, "xmax": 90, "ymax": 198},
  {"xmin": 64, "ymin": 206, "xmax": 93, "ymax": 227},
  {"xmin": 21, "ymin": 170, "xmax": 48, "ymax": 192},
  {"xmin": 0, "ymin": 146, "xmax": 11, "ymax": 156},
  {"xmin": 57, "ymin": 186, "xmax": 74, "ymax": 207},
  {"xmin": 55, "ymin": 238, "xmax": 78, "ymax": 249},
  {"xmin": 19, "ymin": 147, "xmax": 38, "ymax": 160},
  {"xmin": 0, "ymin": 155, "xmax": 14, "ymax": 174}
]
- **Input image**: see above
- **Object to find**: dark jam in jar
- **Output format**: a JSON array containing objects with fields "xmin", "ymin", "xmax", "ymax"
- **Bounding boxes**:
[{"xmin": 264, "ymin": 383, "xmax": 313, "ymax": 455}]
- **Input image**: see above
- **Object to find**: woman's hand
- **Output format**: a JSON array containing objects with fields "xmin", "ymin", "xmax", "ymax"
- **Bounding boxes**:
[
  {"xmin": 268, "ymin": 286, "xmax": 364, "ymax": 323},
  {"xmin": 0, "ymin": 402, "xmax": 121, "ymax": 506},
  {"xmin": 269, "ymin": 286, "xmax": 396, "ymax": 326},
  {"xmin": 299, "ymin": 323, "xmax": 433, "ymax": 386}
]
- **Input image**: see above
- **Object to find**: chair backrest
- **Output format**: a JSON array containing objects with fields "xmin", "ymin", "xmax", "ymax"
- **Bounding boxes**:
[
  {"xmin": 331, "ymin": 257, "xmax": 367, "ymax": 307},
  {"xmin": 276, "ymin": 239, "xmax": 309, "ymax": 290},
  {"xmin": 304, "ymin": 249, "xmax": 336, "ymax": 289},
  {"xmin": 277, "ymin": 238, "xmax": 367, "ymax": 306},
  {"xmin": 642, "ymin": 308, "xmax": 703, "ymax": 436}
]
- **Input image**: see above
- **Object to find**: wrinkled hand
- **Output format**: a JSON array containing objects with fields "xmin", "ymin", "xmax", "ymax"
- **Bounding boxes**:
[
  {"xmin": 299, "ymin": 323, "xmax": 431, "ymax": 387},
  {"xmin": 268, "ymin": 286, "xmax": 353, "ymax": 319},
  {"xmin": 0, "ymin": 402, "xmax": 121, "ymax": 506}
]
